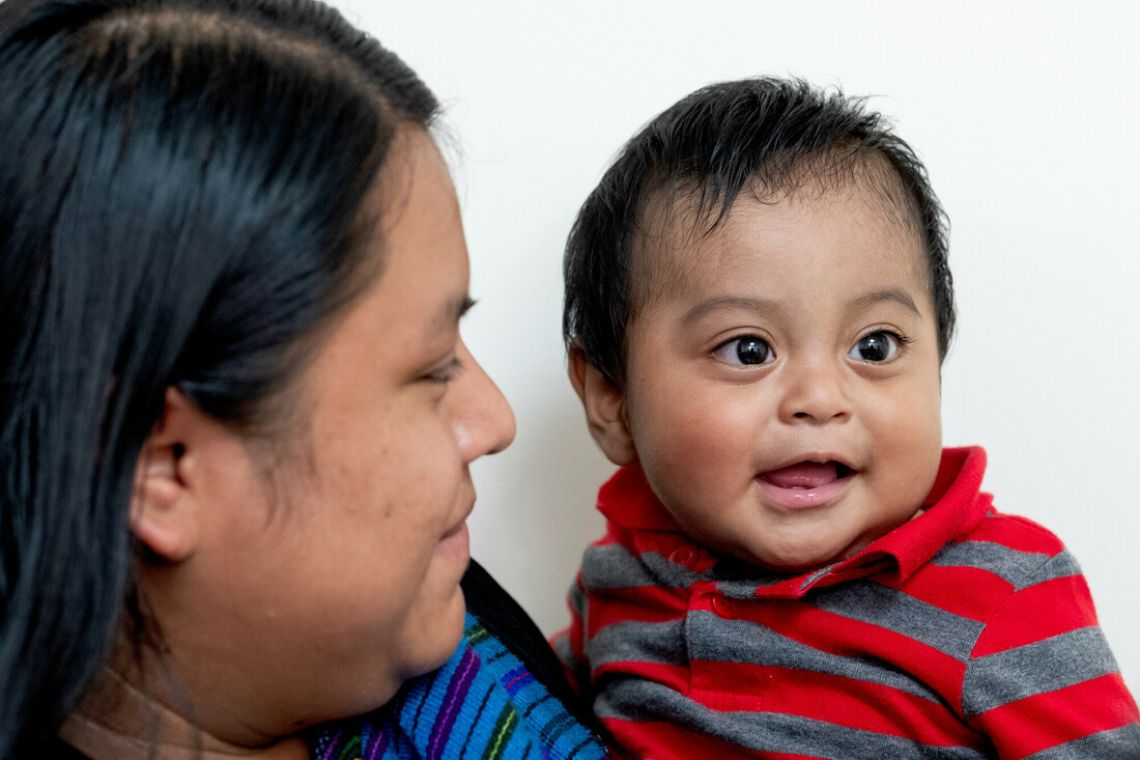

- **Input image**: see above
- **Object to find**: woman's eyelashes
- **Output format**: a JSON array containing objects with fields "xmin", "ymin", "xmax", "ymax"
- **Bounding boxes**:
[
  {"xmin": 848, "ymin": 330, "xmax": 911, "ymax": 363},
  {"xmin": 712, "ymin": 335, "xmax": 774, "ymax": 366},
  {"xmin": 425, "ymin": 355, "xmax": 464, "ymax": 383}
]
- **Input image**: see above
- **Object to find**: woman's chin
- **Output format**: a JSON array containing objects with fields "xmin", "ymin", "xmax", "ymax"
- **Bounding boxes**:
[{"xmin": 400, "ymin": 570, "xmax": 468, "ymax": 681}]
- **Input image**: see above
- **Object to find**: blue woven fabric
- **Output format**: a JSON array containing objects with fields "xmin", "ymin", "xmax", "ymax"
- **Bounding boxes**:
[{"xmin": 309, "ymin": 613, "xmax": 608, "ymax": 760}]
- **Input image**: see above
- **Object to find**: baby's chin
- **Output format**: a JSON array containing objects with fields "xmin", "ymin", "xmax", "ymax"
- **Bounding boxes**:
[
  {"xmin": 727, "ymin": 517, "xmax": 923, "ymax": 573},
  {"xmin": 752, "ymin": 553, "xmax": 841, "ymax": 575},
  {"xmin": 728, "ymin": 539, "xmax": 867, "ymax": 575}
]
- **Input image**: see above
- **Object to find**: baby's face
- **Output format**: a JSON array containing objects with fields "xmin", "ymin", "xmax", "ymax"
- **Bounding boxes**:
[{"xmin": 622, "ymin": 181, "xmax": 943, "ymax": 571}]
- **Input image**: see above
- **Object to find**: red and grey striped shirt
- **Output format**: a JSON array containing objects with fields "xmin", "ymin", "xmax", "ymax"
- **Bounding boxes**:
[{"xmin": 553, "ymin": 447, "xmax": 1139, "ymax": 758}]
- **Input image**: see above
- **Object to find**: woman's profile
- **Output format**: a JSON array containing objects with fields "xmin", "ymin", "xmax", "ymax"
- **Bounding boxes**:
[{"xmin": 0, "ymin": 1, "xmax": 604, "ymax": 757}]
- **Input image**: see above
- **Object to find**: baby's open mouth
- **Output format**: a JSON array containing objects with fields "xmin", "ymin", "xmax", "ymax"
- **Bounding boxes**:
[{"xmin": 759, "ymin": 460, "xmax": 855, "ymax": 489}]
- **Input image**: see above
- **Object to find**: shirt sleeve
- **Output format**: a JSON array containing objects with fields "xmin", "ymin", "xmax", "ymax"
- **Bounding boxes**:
[
  {"xmin": 962, "ymin": 549, "xmax": 1140, "ymax": 758},
  {"xmin": 550, "ymin": 570, "xmax": 592, "ymax": 697}
]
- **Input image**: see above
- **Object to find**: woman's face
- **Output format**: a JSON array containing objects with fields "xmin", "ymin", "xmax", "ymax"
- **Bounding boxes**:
[{"xmin": 144, "ymin": 130, "xmax": 516, "ymax": 743}]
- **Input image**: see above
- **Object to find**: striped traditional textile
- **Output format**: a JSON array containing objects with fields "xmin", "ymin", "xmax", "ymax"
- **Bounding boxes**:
[
  {"xmin": 311, "ymin": 613, "xmax": 607, "ymax": 760},
  {"xmin": 553, "ymin": 447, "xmax": 1140, "ymax": 759}
]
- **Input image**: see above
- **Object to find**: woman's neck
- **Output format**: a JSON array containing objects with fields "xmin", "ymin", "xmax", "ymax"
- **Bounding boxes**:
[{"xmin": 59, "ymin": 667, "xmax": 309, "ymax": 760}]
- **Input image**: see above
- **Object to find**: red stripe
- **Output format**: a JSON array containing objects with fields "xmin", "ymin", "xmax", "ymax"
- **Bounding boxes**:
[
  {"xmin": 711, "ymin": 598, "xmax": 967, "ymax": 702},
  {"xmin": 603, "ymin": 717, "xmax": 814, "ymax": 760},
  {"xmin": 965, "ymin": 515, "xmax": 1063, "ymax": 554},
  {"xmin": 971, "ymin": 574, "xmax": 1097, "ymax": 657},
  {"xmin": 976, "ymin": 674, "xmax": 1140, "ymax": 757},
  {"xmin": 586, "ymin": 586, "xmax": 687, "ymax": 636},
  {"xmin": 689, "ymin": 661, "xmax": 984, "ymax": 748},
  {"xmin": 879, "ymin": 563, "xmax": 1010, "ymax": 621},
  {"xmin": 593, "ymin": 660, "xmax": 691, "ymax": 693}
]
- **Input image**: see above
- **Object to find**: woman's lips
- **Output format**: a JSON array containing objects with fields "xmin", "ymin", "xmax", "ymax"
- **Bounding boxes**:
[
  {"xmin": 756, "ymin": 461, "xmax": 854, "ymax": 510},
  {"xmin": 437, "ymin": 520, "xmax": 470, "ymax": 560}
]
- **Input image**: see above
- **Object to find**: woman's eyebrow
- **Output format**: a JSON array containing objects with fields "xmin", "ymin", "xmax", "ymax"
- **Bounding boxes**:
[{"xmin": 429, "ymin": 294, "xmax": 476, "ymax": 335}]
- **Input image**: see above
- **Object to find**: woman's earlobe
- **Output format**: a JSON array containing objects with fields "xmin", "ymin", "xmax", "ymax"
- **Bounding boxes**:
[
  {"xmin": 567, "ymin": 348, "xmax": 638, "ymax": 466},
  {"xmin": 129, "ymin": 391, "xmax": 200, "ymax": 562}
]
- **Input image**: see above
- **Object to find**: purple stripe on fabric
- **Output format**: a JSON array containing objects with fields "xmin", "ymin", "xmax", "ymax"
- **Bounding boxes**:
[
  {"xmin": 364, "ymin": 725, "xmax": 388, "ymax": 760},
  {"xmin": 317, "ymin": 730, "xmax": 347, "ymax": 760},
  {"xmin": 427, "ymin": 646, "xmax": 480, "ymax": 757}
]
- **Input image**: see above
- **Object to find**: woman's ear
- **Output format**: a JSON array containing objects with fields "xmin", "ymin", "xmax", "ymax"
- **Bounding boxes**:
[
  {"xmin": 567, "ymin": 347, "xmax": 638, "ymax": 466},
  {"xmin": 130, "ymin": 388, "xmax": 201, "ymax": 562}
]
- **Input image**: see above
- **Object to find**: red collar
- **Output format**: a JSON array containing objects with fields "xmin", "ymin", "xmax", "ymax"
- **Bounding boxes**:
[{"xmin": 597, "ymin": 446, "xmax": 993, "ymax": 595}]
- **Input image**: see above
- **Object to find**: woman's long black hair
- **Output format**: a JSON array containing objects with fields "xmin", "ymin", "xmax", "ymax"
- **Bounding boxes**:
[{"xmin": 0, "ymin": 1, "xmax": 438, "ymax": 754}]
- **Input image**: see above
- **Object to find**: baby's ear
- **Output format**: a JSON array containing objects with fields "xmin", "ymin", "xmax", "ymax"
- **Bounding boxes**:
[{"xmin": 568, "ymin": 346, "xmax": 637, "ymax": 466}]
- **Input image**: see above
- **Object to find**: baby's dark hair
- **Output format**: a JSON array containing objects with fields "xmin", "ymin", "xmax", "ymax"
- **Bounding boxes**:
[{"xmin": 563, "ymin": 77, "xmax": 954, "ymax": 386}]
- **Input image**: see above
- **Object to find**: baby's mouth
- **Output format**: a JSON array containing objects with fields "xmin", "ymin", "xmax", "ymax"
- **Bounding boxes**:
[{"xmin": 759, "ymin": 460, "xmax": 855, "ymax": 489}]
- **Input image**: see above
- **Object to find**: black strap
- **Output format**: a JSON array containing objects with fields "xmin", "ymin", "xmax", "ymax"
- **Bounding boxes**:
[{"xmin": 461, "ymin": 559, "xmax": 604, "ymax": 736}]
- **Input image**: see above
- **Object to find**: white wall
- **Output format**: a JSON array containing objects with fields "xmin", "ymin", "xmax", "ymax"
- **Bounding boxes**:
[{"xmin": 333, "ymin": 1, "xmax": 1140, "ymax": 696}]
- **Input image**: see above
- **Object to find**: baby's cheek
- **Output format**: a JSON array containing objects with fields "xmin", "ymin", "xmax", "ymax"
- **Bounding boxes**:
[
  {"xmin": 869, "ymin": 387, "xmax": 942, "ymax": 502},
  {"xmin": 648, "ymin": 397, "xmax": 743, "ymax": 466}
]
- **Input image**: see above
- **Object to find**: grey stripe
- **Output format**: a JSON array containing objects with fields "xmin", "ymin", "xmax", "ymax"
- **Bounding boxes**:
[
  {"xmin": 801, "ymin": 564, "xmax": 834, "ymax": 590},
  {"xmin": 1024, "ymin": 550, "xmax": 1084, "ymax": 588},
  {"xmin": 567, "ymin": 578, "xmax": 586, "ymax": 616},
  {"xmin": 686, "ymin": 611, "xmax": 944, "ymax": 704},
  {"xmin": 580, "ymin": 543, "xmax": 704, "ymax": 591},
  {"xmin": 1026, "ymin": 723, "xmax": 1140, "ymax": 758},
  {"xmin": 715, "ymin": 575, "xmax": 787, "ymax": 599},
  {"xmin": 587, "ymin": 619, "xmax": 688, "ymax": 669},
  {"xmin": 596, "ymin": 677, "xmax": 987, "ymax": 759},
  {"xmin": 552, "ymin": 632, "xmax": 588, "ymax": 687},
  {"xmin": 809, "ymin": 581, "xmax": 985, "ymax": 661},
  {"xmin": 963, "ymin": 627, "xmax": 1122, "ymax": 716},
  {"xmin": 552, "ymin": 631, "xmax": 575, "ymax": 666},
  {"xmin": 930, "ymin": 540, "xmax": 1060, "ymax": 589}
]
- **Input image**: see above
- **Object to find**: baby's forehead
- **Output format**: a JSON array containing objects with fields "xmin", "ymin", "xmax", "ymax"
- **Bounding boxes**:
[{"xmin": 629, "ymin": 168, "xmax": 929, "ymax": 309}]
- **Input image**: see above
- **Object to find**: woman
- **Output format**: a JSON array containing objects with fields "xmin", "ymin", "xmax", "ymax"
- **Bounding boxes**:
[{"xmin": 0, "ymin": 0, "xmax": 604, "ymax": 757}]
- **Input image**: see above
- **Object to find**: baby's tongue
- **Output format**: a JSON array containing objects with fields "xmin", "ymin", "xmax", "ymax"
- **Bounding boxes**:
[{"xmin": 761, "ymin": 461, "xmax": 839, "ymax": 489}]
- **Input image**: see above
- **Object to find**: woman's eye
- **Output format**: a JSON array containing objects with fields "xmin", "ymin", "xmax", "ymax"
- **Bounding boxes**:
[
  {"xmin": 713, "ymin": 336, "xmax": 774, "ymax": 366},
  {"xmin": 425, "ymin": 356, "xmax": 463, "ymax": 384},
  {"xmin": 849, "ymin": 331, "xmax": 901, "ymax": 363}
]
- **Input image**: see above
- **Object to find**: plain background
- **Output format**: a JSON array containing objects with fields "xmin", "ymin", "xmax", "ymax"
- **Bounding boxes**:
[{"xmin": 332, "ymin": 1, "xmax": 1139, "ymax": 697}]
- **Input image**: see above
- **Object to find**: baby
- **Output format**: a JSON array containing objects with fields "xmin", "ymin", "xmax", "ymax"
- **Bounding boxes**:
[{"xmin": 554, "ymin": 78, "xmax": 1139, "ymax": 758}]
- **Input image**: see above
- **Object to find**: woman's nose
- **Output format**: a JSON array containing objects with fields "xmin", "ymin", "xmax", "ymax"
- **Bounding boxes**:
[
  {"xmin": 777, "ymin": 356, "xmax": 853, "ymax": 425},
  {"xmin": 452, "ymin": 340, "xmax": 516, "ymax": 461}
]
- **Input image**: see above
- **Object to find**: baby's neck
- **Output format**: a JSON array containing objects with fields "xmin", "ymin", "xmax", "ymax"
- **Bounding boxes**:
[{"xmin": 59, "ymin": 666, "xmax": 308, "ymax": 760}]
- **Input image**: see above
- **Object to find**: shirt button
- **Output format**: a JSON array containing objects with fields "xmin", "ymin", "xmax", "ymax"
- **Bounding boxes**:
[
  {"xmin": 669, "ymin": 547, "xmax": 695, "ymax": 565},
  {"xmin": 711, "ymin": 595, "xmax": 732, "ymax": 618}
]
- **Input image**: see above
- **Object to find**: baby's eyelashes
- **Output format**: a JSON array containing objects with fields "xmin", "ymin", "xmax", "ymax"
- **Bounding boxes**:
[
  {"xmin": 848, "ymin": 330, "xmax": 911, "ymax": 363},
  {"xmin": 712, "ymin": 335, "xmax": 774, "ymax": 366}
]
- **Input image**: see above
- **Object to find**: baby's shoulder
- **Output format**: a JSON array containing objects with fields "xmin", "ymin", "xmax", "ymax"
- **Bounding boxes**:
[{"xmin": 926, "ymin": 507, "xmax": 1074, "ymax": 591}]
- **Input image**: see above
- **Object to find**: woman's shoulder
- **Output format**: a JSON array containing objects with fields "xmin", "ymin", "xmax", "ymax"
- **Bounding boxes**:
[
  {"xmin": 309, "ymin": 560, "xmax": 609, "ymax": 759},
  {"xmin": 461, "ymin": 560, "xmax": 587, "ymax": 713}
]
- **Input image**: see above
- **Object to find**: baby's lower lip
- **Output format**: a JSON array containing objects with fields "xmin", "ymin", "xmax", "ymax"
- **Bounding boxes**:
[{"xmin": 755, "ymin": 473, "xmax": 854, "ymax": 510}]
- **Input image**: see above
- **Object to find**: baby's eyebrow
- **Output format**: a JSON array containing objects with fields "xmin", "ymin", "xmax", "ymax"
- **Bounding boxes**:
[
  {"xmin": 844, "ymin": 289, "xmax": 921, "ymax": 317},
  {"xmin": 681, "ymin": 296, "xmax": 779, "ymax": 326}
]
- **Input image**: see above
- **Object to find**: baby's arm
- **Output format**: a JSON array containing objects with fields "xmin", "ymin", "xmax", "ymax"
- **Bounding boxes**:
[
  {"xmin": 551, "ymin": 571, "xmax": 592, "ymax": 697},
  {"xmin": 962, "ymin": 549, "xmax": 1140, "ymax": 757}
]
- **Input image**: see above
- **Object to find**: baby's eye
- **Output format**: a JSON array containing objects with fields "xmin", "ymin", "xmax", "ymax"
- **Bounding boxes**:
[
  {"xmin": 713, "ymin": 335, "xmax": 774, "ymax": 366},
  {"xmin": 848, "ymin": 331, "xmax": 902, "ymax": 363}
]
